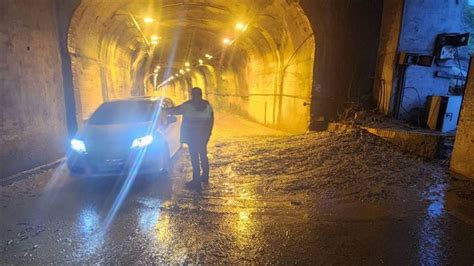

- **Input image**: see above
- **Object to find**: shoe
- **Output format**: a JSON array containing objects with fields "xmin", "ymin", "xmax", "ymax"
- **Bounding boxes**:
[{"xmin": 185, "ymin": 180, "xmax": 201, "ymax": 190}]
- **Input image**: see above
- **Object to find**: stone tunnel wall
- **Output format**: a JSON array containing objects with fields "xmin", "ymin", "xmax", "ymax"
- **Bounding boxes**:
[
  {"xmin": 68, "ymin": 2, "xmax": 149, "ymax": 124},
  {"xmin": 451, "ymin": 58, "xmax": 474, "ymax": 179},
  {"xmin": 0, "ymin": 0, "xmax": 69, "ymax": 178},
  {"xmin": 301, "ymin": 0, "xmax": 383, "ymax": 129}
]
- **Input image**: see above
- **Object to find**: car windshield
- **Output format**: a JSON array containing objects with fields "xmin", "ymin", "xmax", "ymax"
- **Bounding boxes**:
[{"xmin": 89, "ymin": 100, "xmax": 158, "ymax": 125}]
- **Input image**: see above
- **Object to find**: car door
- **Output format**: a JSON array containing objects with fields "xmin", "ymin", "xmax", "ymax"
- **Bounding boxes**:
[{"xmin": 160, "ymin": 98, "xmax": 181, "ymax": 156}]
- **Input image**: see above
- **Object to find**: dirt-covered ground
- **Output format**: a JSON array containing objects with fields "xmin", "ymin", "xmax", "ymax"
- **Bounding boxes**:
[{"xmin": 1, "ymin": 113, "xmax": 474, "ymax": 264}]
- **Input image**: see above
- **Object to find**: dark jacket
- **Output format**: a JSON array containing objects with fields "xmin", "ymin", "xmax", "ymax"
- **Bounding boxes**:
[{"xmin": 166, "ymin": 99, "xmax": 214, "ymax": 144}]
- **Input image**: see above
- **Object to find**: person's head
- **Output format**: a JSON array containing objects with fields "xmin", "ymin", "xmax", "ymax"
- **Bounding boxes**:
[{"xmin": 191, "ymin": 87, "xmax": 203, "ymax": 100}]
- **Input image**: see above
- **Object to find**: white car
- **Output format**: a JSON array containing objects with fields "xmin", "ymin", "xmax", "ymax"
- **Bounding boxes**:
[{"xmin": 67, "ymin": 97, "xmax": 181, "ymax": 177}]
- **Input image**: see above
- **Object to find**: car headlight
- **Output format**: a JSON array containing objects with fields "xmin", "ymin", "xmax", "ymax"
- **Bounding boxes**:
[
  {"xmin": 131, "ymin": 135, "xmax": 153, "ymax": 149},
  {"xmin": 71, "ymin": 138, "xmax": 87, "ymax": 153}
]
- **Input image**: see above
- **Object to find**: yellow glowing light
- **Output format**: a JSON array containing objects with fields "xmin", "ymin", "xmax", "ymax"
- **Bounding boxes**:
[
  {"xmin": 198, "ymin": 59, "xmax": 204, "ymax": 65},
  {"xmin": 186, "ymin": 68, "xmax": 191, "ymax": 72},
  {"xmin": 223, "ymin": 38, "xmax": 232, "ymax": 45},
  {"xmin": 153, "ymin": 69, "xmax": 158, "ymax": 73},
  {"xmin": 150, "ymin": 40, "xmax": 158, "ymax": 45},
  {"xmin": 151, "ymin": 35, "xmax": 159, "ymax": 41},
  {"xmin": 205, "ymin": 54, "xmax": 211, "ymax": 58},
  {"xmin": 179, "ymin": 69, "xmax": 185, "ymax": 74},
  {"xmin": 144, "ymin": 17, "xmax": 154, "ymax": 23},
  {"xmin": 236, "ymin": 23, "xmax": 247, "ymax": 31},
  {"xmin": 156, "ymin": 65, "xmax": 160, "ymax": 69},
  {"xmin": 175, "ymin": 74, "xmax": 179, "ymax": 77},
  {"xmin": 239, "ymin": 211, "xmax": 249, "ymax": 221},
  {"xmin": 184, "ymin": 62, "xmax": 190, "ymax": 67}
]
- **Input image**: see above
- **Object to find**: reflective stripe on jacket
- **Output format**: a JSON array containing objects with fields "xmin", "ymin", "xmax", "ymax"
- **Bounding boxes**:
[{"xmin": 169, "ymin": 100, "xmax": 213, "ymax": 144}]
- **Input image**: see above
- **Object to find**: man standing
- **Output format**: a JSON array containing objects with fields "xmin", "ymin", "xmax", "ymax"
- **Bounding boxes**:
[{"xmin": 165, "ymin": 87, "xmax": 214, "ymax": 190}]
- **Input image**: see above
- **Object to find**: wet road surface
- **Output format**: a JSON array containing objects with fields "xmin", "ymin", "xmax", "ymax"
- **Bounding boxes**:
[{"xmin": 1, "ymin": 114, "xmax": 474, "ymax": 264}]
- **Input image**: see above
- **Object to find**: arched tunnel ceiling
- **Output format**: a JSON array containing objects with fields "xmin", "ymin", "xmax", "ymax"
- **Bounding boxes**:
[
  {"xmin": 69, "ymin": 0, "xmax": 315, "ymax": 133},
  {"xmin": 71, "ymin": 0, "xmax": 311, "ymax": 81}
]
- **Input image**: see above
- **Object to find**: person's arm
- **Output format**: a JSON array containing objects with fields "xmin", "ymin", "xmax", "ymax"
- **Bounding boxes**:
[{"xmin": 165, "ymin": 103, "xmax": 185, "ymax": 116}]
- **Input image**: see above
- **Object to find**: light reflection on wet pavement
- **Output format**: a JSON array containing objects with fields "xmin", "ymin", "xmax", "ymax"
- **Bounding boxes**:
[{"xmin": 1, "ymin": 114, "xmax": 474, "ymax": 264}]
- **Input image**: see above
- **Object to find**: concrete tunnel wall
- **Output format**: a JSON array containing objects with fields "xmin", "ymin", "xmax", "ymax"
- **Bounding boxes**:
[
  {"xmin": 0, "ymin": 0, "xmax": 70, "ymax": 178},
  {"xmin": 68, "ymin": 1, "xmax": 150, "ymax": 123},
  {"xmin": 451, "ymin": 58, "xmax": 474, "ymax": 179}
]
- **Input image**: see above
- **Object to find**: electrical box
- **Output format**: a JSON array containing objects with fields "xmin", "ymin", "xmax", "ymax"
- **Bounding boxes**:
[
  {"xmin": 434, "ymin": 33, "xmax": 470, "ymax": 60},
  {"xmin": 426, "ymin": 96, "xmax": 463, "ymax": 132}
]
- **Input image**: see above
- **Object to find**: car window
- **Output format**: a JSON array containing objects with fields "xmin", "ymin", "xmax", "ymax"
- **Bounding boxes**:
[{"xmin": 89, "ymin": 101, "xmax": 157, "ymax": 125}]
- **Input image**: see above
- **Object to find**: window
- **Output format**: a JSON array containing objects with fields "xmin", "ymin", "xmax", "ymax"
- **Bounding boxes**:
[{"xmin": 89, "ymin": 101, "xmax": 157, "ymax": 125}]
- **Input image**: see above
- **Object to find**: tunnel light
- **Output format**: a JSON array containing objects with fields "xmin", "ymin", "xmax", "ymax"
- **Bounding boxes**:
[
  {"xmin": 156, "ymin": 65, "xmax": 160, "ymax": 69},
  {"xmin": 205, "ymin": 54, "xmax": 211, "ymax": 58},
  {"xmin": 186, "ymin": 68, "xmax": 191, "ymax": 72},
  {"xmin": 144, "ymin": 17, "xmax": 154, "ymax": 24},
  {"xmin": 223, "ymin": 38, "xmax": 232, "ymax": 45},
  {"xmin": 150, "ymin": 39, "xmax": 158, "ymax": 45},
  {"xmin": 180, "ymin": 69, "xmax": 185, "ymax": 74},
  {"xmin": 151, "ymin": 35, "xmax": 159, "ymax": 41},
  {"xmin": 198, "ymin": 59, "xmax": 204, "ymax": 65},
  {"xmin": 185, "ymin": 62, "xmax": 190, "ymax": 67},
  {"xmin": 235, "ymin": 23, "xmax": 247, "ymax": 31},
  {"xmin": 175, "ymin": 74, "xmax": 179, "ymax": 77}
]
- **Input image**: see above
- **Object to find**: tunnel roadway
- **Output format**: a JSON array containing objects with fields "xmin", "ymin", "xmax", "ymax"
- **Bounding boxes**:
[{"xmin": 1, "ymin": 113, "xmax": 474, "ymax": 264}]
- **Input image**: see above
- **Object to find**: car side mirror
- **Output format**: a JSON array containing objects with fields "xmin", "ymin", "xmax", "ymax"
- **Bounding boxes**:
[{"xmin": 167, "ymin": 116, "xmax": 177, "ymax": 124}]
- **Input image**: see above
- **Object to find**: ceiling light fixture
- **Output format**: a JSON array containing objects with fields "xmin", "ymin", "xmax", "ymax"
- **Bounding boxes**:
[
  {"xmin": 144, "ymin": 17, "xmax": 154, "ymax": 24},
  {"xmin": 223, "ymin": 38, "xmax": 232, "ymax": 45},
  {"xmin": 235, "ymin": 23, "xmax": 247, "ymax": 31}
]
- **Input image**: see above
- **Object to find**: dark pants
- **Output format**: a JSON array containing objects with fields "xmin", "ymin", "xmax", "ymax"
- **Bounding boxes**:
[{"xmin": 188, "ymin": 140, "xmax": 209, "ymax": 182}]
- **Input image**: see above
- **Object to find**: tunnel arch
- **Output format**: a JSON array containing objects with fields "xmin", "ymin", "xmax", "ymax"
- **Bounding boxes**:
[{"xmin": 68, "ymin": 0, "xmax": 315, "ymax": 133}]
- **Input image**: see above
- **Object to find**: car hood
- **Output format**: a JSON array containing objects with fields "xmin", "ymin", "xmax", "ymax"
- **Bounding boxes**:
[{"xmin": 78, "ymin": 122, "xmax": 155, "ymax": 153}]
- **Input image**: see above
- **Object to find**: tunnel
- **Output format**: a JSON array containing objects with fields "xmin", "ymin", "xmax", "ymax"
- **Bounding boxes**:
[
  {"xmin": 4, "ymin": 0, "xmax": 474, "ymax": 264},
  {"xmin": 68, "ymin": 0, "xmax": 315, "ymax": 133}
]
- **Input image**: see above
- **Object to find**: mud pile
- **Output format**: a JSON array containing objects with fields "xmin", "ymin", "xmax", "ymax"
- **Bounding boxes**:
[{"xmin": 209, "ymin": 130, "xmax": 448, "ymax": 203}]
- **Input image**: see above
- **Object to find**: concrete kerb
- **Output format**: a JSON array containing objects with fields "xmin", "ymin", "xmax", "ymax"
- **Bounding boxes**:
[{"xmin": 0, "ymin": 158, "xmax": 65, "ymax": 186}]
